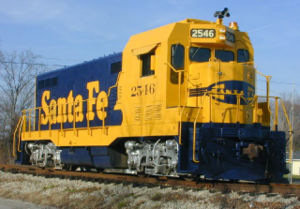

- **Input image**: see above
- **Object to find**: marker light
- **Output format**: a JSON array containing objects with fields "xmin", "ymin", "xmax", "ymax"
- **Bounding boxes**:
[{"xmin": 229, "ymin": 22, "xmax": 239, "ymax": 30}]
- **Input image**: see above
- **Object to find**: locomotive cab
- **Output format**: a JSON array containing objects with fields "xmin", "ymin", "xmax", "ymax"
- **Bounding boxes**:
[{"xmin": 116, "ymin": 9, "xmax": 286, "ymax": 180}]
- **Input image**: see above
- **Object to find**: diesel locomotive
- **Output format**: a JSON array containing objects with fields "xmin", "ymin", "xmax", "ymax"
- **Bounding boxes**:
[{"xmin": 13, "ymin": 9, "xmax": 288, "ymax": 181}]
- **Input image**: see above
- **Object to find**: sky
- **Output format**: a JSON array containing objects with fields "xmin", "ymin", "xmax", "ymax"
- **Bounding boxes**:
[{"xmin": 0, "ymin": 0, "xmax": 300, "ymax": 96}]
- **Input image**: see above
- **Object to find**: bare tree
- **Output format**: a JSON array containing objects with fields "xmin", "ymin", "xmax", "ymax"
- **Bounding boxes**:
[{"xmin": 0, "ymin": 50, "xmax": 44, "ymax": 162}]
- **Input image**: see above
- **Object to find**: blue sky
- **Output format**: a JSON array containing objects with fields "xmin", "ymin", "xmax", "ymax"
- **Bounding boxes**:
[{"xmin": 0, "ymin": 0, "xmax": 299, "ymax": 95}]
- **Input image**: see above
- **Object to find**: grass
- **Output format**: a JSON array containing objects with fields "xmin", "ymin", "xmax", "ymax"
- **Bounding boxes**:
[
  {"xmin": 0, "ymin": 171, "xmax": 297, "ymax": 209},
  {"xmin": 117, "ymin": 200, "xmax": 129, "ymax": 209},
  {"xmin": 150, "ymin": 192, "xmax": 200, "ymax": 203},
  {"xmin": 64, "ymin": 187, "xmax": 78, "ymax": 193},
  {"xmin": 283, "ymin": 174, "xmax": 300, "ymax": 180},
  {"xmin": 151, "ymin": 193, "xmax": 162, "ymax": 201},
  {"xmin": 63, "ymin": 186, "xmax": 100, "ymax": 194},
  {"xmin": 103, "ymin": 193, "xmax": 134, "ymax": 209},
  {"xmin": 43, "ymin": 184, "xmax": 57, "ymax": 190}
]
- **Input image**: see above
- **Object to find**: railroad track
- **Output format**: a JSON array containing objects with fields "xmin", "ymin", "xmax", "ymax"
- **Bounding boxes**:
[{"xmin": 0, "ymin": 164, "xmax": 299, "ymax": 196}]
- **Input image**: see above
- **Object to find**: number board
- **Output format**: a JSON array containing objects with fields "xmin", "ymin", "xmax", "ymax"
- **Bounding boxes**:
[{"xmin": 191, "ymin": 29, "xmax": 215, "ymax": 38}]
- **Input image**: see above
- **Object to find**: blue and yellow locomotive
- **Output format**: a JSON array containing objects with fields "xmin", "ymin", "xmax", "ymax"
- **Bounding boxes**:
[{"xmin": 14, "ymin": 9, "xmax": 287, "ymax": 181}]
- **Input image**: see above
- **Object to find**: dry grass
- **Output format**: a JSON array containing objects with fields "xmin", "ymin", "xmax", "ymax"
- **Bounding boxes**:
[
  {"xmin": 0, "ymin": 171, "xmax": 299, "ymax": 209},
  {"xmin": 151, "ymin": 192, "xmax": 203, "ymax": 203}
]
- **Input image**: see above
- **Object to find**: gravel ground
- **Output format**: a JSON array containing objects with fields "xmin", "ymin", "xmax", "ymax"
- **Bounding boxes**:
[
  {"xmin": 0, "ymin": 171, "xmax": 299, "ymax": 209},
  {"xmin": 0, "ymin": 197, "xmax": 56, "ymax": 209}
]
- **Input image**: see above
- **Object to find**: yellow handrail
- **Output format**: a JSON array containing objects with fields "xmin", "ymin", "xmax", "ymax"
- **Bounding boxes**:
[
  {"xmin": 19, "ymin": 85, "xmax": 293, "ymax": 167},
  {"xmin": 107, "ymin": 72, "xmax": 121, "ymax": 97},
  {"xmin": 102, "ymin": 99, "xmax": 105, "ymax": 134},
  {"xmin": 28, "ymin": 109, "xmax": 31, "ymax": 136},
  {"xmin": 178, "ymin": 107, "xmax": 185, "ymax": 145},
  {"xmin": 192, "ymin": 107, "xmax": 201, "ymax": 163},
  {"xmin": 255, "ymin": 69, "xmax": 271, "ymax": 107},
  {"xmin": 87, "ymin": 101, "xmax": 91, "ymax": 135},
  {"xmin": 38, "ymin": 107, "xmax": 41, "ymax": 135},
  {"xmin": 236, "ymin": 94, "xmax": 241, "ymax": 123},
  {"xmin": 17, "ymin": 118, "xmax": 23, "ymax": 153},
  {"xmin": 279, "ymin": 99, "xmax": 293, "ymax": 164},
  {"xmin": 253, "ymin": 95, "xmax": 258, "ymax": 123},
  {"xmin": 19, "ymin": 76, "xmax": 123, "ymax": 137},
  {"xmin": 165, "ymin": 62, "xmax": 183, "ymax": 107},
  {"xmin": 73, "ymin": 101, "xmax": 77, "ymax": 135},
  {"xmin": 209, "ymin": 94, "xmax": 213, "ymax": 122},
  {"xmin": 273, "ymin": 97, "xmax": 279, "ymax": 130},
  {"xmin": 60, "ymin": 104, "xmax": 64, "ymax": 136},
  {"xmin": 12, "ymin": 116, "xmax": 23, "ymax": 158}
]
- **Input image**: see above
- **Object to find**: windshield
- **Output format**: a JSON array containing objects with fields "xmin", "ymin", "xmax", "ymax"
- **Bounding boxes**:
[
  {"xmin": 189, "ymin": 47, "xmax": 236, "ymax": 63},
  {"xmin": 215, "ymin": 50, "xmax": 234, "ymax": 62},
  {"xmin": 189, "ymin": 47, "xmax": 211, "ymax": 62}
]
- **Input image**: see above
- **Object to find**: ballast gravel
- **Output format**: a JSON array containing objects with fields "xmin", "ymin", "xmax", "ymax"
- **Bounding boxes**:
[{"xmin": 0, "ymin": 171, "xmax": 299, "ymax": 209}]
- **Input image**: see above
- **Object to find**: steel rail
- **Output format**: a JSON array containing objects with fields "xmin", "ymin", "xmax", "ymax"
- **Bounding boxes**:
[{"xmin": 0, "ymin": 164, "xmax": 299, "ymax": 196}]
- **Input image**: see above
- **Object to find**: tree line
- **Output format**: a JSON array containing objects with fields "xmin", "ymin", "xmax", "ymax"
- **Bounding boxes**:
[{"xmin": 0, "ymin": 50, "xmax": 45, "ymax": 163}]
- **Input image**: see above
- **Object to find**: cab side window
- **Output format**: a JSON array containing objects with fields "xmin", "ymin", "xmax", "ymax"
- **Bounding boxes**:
[
  {"xmin": 170, "ymin": 44, "xmax": 184, "ymax": 84},
  {"xmin": 111, "ymin": 61, "xmax": 122, "ymax": 74},
  {"xmin": 38, "ymin": 77, "xmax": 58, "ymax": 89},
  {"xmin": 171, "ymin": 44, "xmax": 184, "ymax": 69},
  {"xmin": 237, "ymin": 49, "xmax": 250, "ymax": 62},
  {"xmin": 141, "ymin": 53, "xmax": 155, "ymax": 77}
]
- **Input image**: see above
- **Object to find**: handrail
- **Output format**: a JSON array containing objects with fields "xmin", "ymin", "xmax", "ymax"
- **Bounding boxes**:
[
  {"xmin": 178, "ymin": 107, "xmax": 185, "ymax": 145},
  {"xmin": 253, "ymin": 95, "xmax": 258, "ymax": 123},
  {"xmin": 177, "ymin": 91, "xmax": 292, "ymax": 143},
  {"xmin": 193, "ymin": 107, "xmax": 202, "ymax": 163},
  {"xmin": 279, "ymin": 99, "xmax": 293, "ymax": 164},
  {"xmin": 107, "ymin": 72, "xmax": 121, "ymax": 98},
  {"xmin": 20, "ymin": 77, "xmax": 122, "ymax": 135},
  {"xmin": 73, "ymin": 101, "xmax": 77, "ymax": 135},
  {"xmin": 21, "ymin": 98, "xmax": 106, "ymax": 132},
  {"xmin": 60, "ymin": 104, "xmax": 64, "ymax": 136},
  {"xmin": 236, "ymin": 94, "xmax": 241, "ymax": 123},
  {"xmin": 12, "ymin": 116, "xmax": 23, "ymax": 158},
  {"xmin": 103, "ymin": 72, "xmax": 121, "ymax": 135},
  {"xmin": 28, "ymin": 109, "xmax": 31, "ymax": 137},
  {"xmin": 273, "ymin": 97, "xmax": 279, "ymax": 131},
  {"xmin": 165, "ymin": 62, "xmax": 183, "ymax": 106},
  {"xmin": 17, "ymin": 117, "xmax": 23, "ymax": 153},
  {"xmin": 21, "ymin": 92, "xmax": 287, "ymax": 129},
  {"xmin": 255, "ymin": 69, "xmax": 271, "ymax": 107},
  {"xmin": 87, "ymin": 102, "xmax": 90, "ymax": 135},
  {"xmin": 164, "ymin": 62, "xmax": 203, "ymax": 87},
  {"xmin": 38, "ymin": 107, "xmax": 41, "ymax": 134},
  {"xmin": 19, "ymin": 85, "xmax": 293, "ymax": 166},
  {"xmin": 209, "ymin": 94, "xmax": 213, "ymax": 122}
]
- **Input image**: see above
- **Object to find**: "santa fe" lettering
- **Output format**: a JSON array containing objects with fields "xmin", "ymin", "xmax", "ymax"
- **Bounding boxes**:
[{"xmin": 40, "ymin": 81, "xmax": 108, "ymax": 125}]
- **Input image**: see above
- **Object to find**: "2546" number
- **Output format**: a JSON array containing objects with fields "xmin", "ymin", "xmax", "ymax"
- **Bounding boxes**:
[
  {"xmin": 191, "ymin": 29, "xmax": 215, "ymax": 38},
  {"xmin": 131, "ymin": 83, "xmax": 155, "ymax": 97}
]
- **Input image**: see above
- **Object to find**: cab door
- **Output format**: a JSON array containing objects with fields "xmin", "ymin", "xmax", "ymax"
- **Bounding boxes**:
[{"xmin": 166, "ymin": 43, "xmax": 186, "ymax": 107}]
